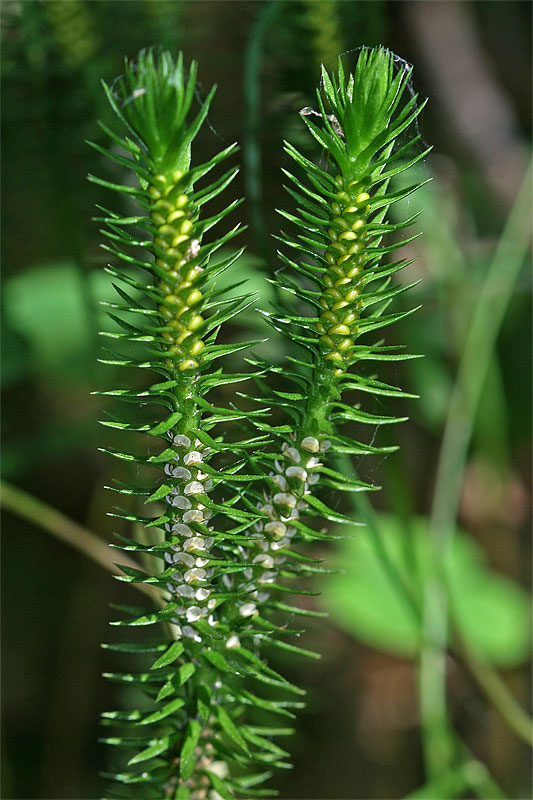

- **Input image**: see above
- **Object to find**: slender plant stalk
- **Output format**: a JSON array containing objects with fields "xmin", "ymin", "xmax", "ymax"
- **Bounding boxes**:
[
  {"xmin": 420, "ymin": 164, "xmax": 532, "ymax": 778},
  {"xmin": 302, "ymin": 0, "xmax": 345, "ymax": 72},
  {"xmin": 0, "ymin": 480, "xmax": 163, "ymax": 604},
  {"xmin": 406, "ymin": 757, "xmax": 505, "ymax": 800},
  {"xmin": 457, "ymin": 640, "xmax": 533, "ymax": 747},
  {"xmin": 431, "ymin": 162, "xmax": 531, "ymax": 558},
  {"xmin": 0, "ymin": 480, "xmax": 112, "ymax": 567},
  {"xmin": 243, "ymin": 0, "xmax": 284, "ymax": 264}
]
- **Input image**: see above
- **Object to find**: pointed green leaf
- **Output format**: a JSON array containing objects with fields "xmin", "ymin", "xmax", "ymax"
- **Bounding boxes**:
[
  {"xmin": 150, "ymin": 640, "xmax": 184, "ymax": 670},
  {"xmin": 138, "ymin": 696, "xmax": 186, "ymax": 726},
  {"xmin": 128, "ymin": 736, "xmax": 173, "ymax": 765},
  {"xmin": 179, "ymin": 719, "xmax": 202, "ymax": 780},
  {"xmin": 215, "ymin": 706, "xmax": 250, "ymax": 755},
  {"xmin": 149, "ymin": 412, "xmax": 183, "ymax": 436}
]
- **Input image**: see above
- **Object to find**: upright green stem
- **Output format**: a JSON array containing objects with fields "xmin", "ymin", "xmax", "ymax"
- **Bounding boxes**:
[
  {"xmin": 406, "ymin": 755, "xmax": 506, "ymax": 800},
  {"xmin": 301, "ymin": 353, "xmax": 336, "ymax": 434},
  {"xmin": 340, "ymin": 456, "xmax": 533, "ymax": 748},
  {"xmin": 420, "ymin": 164, "xmax": 532, "ymax": 778},
  {"xmin": 431, "ymin": 163, "xmax": 531, "ymax": 543},
  {"xmin": 243, "ymin": 0, "xmax": 283, "ymax": 263},
  {"xmin": 459, "ymin": 641, "xmax": 533, "ymax": 746},
  {"xmin": 338, "ymin": 460, "xmax": 422, "ymax": 625}
]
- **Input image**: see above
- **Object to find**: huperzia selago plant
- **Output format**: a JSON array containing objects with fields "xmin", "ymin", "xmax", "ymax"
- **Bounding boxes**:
[
  {"xmin": 92, "ymin": 47, "xmax": 429, "ymax": 798},
  {"xmin": 240, "ymin": 48, "xmax": 430, "ymax": 631},
  {"xmin": 90, "ymin": 51, "xmax": 293, "ymax": 799}
]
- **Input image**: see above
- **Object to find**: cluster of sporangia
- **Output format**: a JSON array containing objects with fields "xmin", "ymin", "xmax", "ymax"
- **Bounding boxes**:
[
  {"xmin": 319, "ymin": 176, "xmax": 370, "ymax": 374},
  {"xmin": 162, "ymin": 432, "xmax": 216, "ymax": 636},
  {"xmin": 148, "ymin": 171, "xmax": 205, "ymax": 372},
  {"xmin": 144, "ymin": 165, "xmax": 345, "ymax": 638},
  {"xmin": 148, "ymin": 172, "xmax": 223, "ymax": 642},
  {"xmin": 228, "ymin": 435, "xmax": 330, "ymax": 625}
]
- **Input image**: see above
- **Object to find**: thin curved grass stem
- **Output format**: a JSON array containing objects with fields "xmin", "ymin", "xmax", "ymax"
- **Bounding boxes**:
[
  {"xmin": 335, "ymin": 454, "xmax": 422, "ymax": 624},
  {"xmin": 338, "ymin": 456, "xmax": 533, "ymax": 749},
  {"xmin": 420, "ymin": 163, "xmax": 532, "ymax": 778},
  {"xmin": 0, "ymin": 480, "xmax": 162, "ymax": 605},
  {"xmin": 457, "ymin": 639, "xmax": 533, "ymax": 747},
  {"xmin": 431, "ymin": 161, "xmax": 532, "ymax": 540},
  {"xmin": 406, "ymin": 753, "xmax": 506, "ymax": 800}
]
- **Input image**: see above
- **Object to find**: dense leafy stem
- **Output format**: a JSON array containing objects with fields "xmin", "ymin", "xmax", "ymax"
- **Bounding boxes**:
[
  {"xmin": 240, "ymin": 45, "xmax": 429, "ymax": 700},
  {"xmin": 93, "ymin": 50, "xmax": 298, "ymax": 799},
  {"xmin": 94, "ymin": 45, "xmax": 428, "ymax": 798}
]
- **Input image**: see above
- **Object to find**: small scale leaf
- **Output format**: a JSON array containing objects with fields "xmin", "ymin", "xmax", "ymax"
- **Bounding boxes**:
[
  {"xmin": 155, "ymin": 678, "xmax": 175, "ymax": 704},
  {"xmin": 149, "ymin": 411, "xmax": 183, "ymax": 435},
  {"xmin": 138, "ymin": 696, "xmax": 185, "ymax": 726},
  {"xmin": 305, "ymin": 495, "xmax": 354, "ymax": 525},
  {"xmin": 203, "ymin": 648, "xmax": 233, "ymax": 673},
  {"xmin": 146, "ymin": 482, "xmax": 173, "ymax": 504},
  {"xmin": 101, "ymin": 641, "xmax": 167, "ymax": 655},
  {"xmin": 197, "ymin": 683, "xmax": 212, "ymax": 723},
  {"xmin": 150, "ymin": 640, "xmax": 184, "ymax": 670},
  {"xmin": 216, "ymin": 706, "xmax": 250, "ymax": 755},
  {"xmin": 179, "ymin": 719, "xmax": 202, "ymax": 781},
  {"xmin": 128, "ymin": 737, "xmax": 172, "ymax": 765},
  {"xmin": 204, "ymin": 770, "xmax": 235, "ymax": 800},
  {"xmin": 178, "ymin": 662, "xmax": 196, "ymax": 686},
  {"xmin": 148, "ymin": 447, "xmax": 176, "ymax": 464}
]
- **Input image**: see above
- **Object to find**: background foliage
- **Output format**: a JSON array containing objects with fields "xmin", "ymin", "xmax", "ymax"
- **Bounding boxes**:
[{"xmin": 1, "ymin": 1, "xmax": 531, "ymax": 798}]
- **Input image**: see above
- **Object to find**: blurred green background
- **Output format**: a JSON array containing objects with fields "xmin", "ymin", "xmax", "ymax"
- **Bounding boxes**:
[{"xmin": 1, "ymin": 1, "xmax": 531, "ymax": 798}]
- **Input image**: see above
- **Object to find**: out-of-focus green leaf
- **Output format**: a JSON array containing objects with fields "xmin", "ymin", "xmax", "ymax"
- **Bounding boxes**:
[
  {"xmin": 322, "ymin": 514, "xmax": 531, "ymax": 667},
  {"xmin": 4, "ymin": 261, "xmax": 93, "ymax": 374},
  {"xmin": 3, "ymin": 260, "xmax": 133, "ymax": 381},
  {"xmin": 212, "ymin": 249, "xmax": 278, "ymax": 360},
  {"xmin": 0, "ymin": 310, "xmax": 32, "ymax": 386},
  {"xmin": 214, "ymin": 249, "xmax": 275, "ymax": 309}
]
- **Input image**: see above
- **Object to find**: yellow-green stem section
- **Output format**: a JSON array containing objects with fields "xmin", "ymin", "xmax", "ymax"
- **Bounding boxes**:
[
  {"xmin": 318, "ymin": 175, "xmax": 371, "ymax": 375},
  {"xmin": 148, "ymin": 171, "xmax": 206, "ymax": 372}
]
